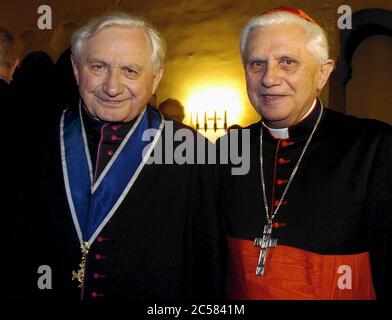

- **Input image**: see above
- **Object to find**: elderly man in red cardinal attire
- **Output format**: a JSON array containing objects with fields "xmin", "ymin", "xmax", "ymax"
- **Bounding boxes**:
[{"xmin": 219, "ymin": 7, "xmax": 391, "ymax": 300}]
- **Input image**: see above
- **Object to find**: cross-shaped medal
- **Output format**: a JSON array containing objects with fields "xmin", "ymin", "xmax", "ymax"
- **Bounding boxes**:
[
  {"xmin": 72, "ymin": 242, "xmax": 90, "ymax": 288},
  {"xmin": 254, "ymin": 223, "xmax": 277, "ymax": 276}
]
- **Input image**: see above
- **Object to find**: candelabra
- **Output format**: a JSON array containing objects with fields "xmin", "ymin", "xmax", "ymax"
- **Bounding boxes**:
[{"xmin": 190, "ymin": 110, "xmax": 228, "ymax": 132}]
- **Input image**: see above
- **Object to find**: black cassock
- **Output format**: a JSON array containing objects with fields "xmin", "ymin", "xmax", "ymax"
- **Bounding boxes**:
[
  {"xmin": 17, "ymin": 104, "xmax": 226, "ymax": 300},
  {"xmin": 219, "ymin": 101, "xmax": 392, "ymax": 300}
]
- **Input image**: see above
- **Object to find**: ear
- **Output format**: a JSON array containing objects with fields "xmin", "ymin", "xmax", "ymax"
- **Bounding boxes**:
[
  {"xmin": 317, "ymin": 59, "xmax": 334, "ymax": 91},
  {"xmin": 70, "ymin": 55, "xmax": 80, "ymax": 85},
  {"xmin": 151, "ymin": 67, "xmax": 164, "ymax": 94}
]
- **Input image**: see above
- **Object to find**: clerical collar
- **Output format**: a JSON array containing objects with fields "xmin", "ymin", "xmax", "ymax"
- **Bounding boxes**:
[
  {"xmin": 261, "ymin": 125, "xmax": 289, "ymax": 139},
  {"xmin": 81, "ymin": 104, "xmax": 137, "ymax": 135},
  {"xmin": 81, "ymin": 103, "xmax": 140, "ymax": 178},
  {"xmin": 262, "ymin": 98, "xmax": 320, "ymax": 140}
]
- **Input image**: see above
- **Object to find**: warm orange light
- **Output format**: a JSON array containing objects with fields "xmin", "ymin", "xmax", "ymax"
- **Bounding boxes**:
[{"xmin": 184, "ymin": 85, "xmax": 242, "ymax": 129}]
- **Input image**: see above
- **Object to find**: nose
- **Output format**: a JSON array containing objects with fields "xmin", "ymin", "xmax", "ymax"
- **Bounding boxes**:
[
  {"xmin": 103, "ymin": 68, "xmax": 124, "ymax": 97},
  {"xmin": 261, "ymin": 63, "xmax": 281, "ymax": 88}
]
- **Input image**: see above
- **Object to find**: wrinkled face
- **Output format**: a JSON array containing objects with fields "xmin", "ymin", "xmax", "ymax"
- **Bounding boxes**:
[
  {"xmin": 244, "ymin": 23, "xmax": 333, "ymax": 128},
  {"xmin": 72, "ymin": 26, "xmax": 163, "ymax": 122}
]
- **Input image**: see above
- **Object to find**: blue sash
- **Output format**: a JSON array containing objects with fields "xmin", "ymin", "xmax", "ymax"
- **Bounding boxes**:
[{"xmin": 61, "ymin": 104, "xmax": 163, "ymax": 245}]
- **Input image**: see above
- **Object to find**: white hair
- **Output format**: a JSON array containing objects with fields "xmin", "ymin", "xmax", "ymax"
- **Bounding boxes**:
[
  {"xmin": 71, "ymin": 12, "xmax": 166, "ymax": 73},
  {"xmin": 240, "ymin": 11, "xmax": 329, "ymax": 64}
]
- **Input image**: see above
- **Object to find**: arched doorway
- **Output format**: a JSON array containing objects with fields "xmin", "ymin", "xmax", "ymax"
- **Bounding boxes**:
[{"xmin": 329, "ymin": 8, "xmax": 392, "ymax": 123}]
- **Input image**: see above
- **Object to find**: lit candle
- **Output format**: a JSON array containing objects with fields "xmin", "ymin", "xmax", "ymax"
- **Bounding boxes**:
[{"xmin": 214, "ymin": 111, "xmax": 217, "ymax": 132}]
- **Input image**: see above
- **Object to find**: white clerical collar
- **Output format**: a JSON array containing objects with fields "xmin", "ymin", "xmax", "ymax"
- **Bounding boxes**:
[
  {"xmin": 262, "ymin": 124, "xmax": 289, "ymax": 139},
  {"xmin": 262, "ymin": 98, "xmax": 317, "ymax": 139}
]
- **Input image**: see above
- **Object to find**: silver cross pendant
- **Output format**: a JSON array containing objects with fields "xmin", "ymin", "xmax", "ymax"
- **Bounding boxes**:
[{"xmin": 254, "ymin": 223, "xmax": 277, "ymax": 276}]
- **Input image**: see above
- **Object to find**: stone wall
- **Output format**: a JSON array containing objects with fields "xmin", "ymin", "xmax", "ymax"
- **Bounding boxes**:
[{"xmin": 1, "ymin": 0, "xmax": 391, "ymax": 128}]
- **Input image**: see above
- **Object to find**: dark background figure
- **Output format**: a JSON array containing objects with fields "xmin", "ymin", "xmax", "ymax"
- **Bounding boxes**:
[
  {"xmin": 12, "ymin": 51, "xmax": 58, "ymax": 130},
  {"xmin": 226, "ymin": 124, "xmax": 242, "ymax": 131},
  {"xmin": 5, "ymin": 51, "xmax": 59, "ymax": 299},
  {"xmin": 1, "ymin": 26, "xmax": 22, "ymax": 299},
  {"xmin": 158, "ymin": 98, "xmax": 185, "ymax": 123},
  {"xmin": 55, "ymin": 47, "xmax": 79, "ymax": 109},
  {"xmin": 0, "ymin": 26, "xmax": 18, "ymax": 85},
  {"xmin": 11, "ymin": 51, "xmax": 57, "ymax": 213},
  {"xmin": 0, "ymin": 26, "xmax": 18, "ymax": 124}
]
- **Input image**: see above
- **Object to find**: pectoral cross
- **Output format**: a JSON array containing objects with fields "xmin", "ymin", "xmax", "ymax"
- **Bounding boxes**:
[
  {"xmin": 254, "ymin": 223, "xmax": 277, "ymax": 276},
  {"xmin": 72, "ymin": 242, "xmax": 90, "ymax": 288}
]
